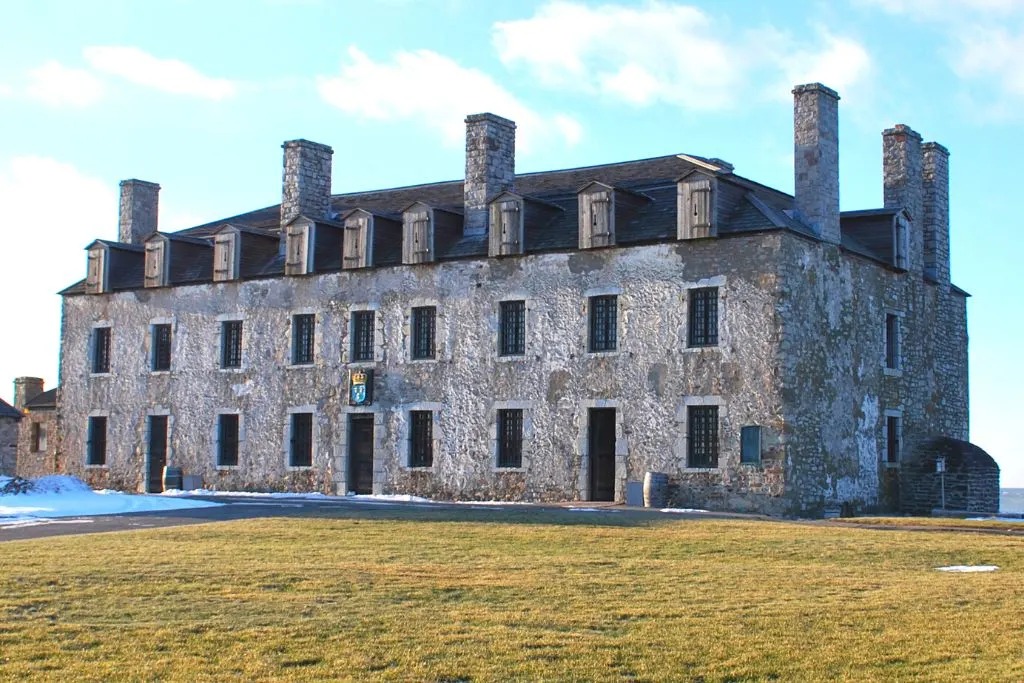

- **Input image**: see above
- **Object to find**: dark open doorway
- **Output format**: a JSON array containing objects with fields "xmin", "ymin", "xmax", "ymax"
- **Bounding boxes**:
[
  {"xmin": 348, "ymin": 414, "xmax": 375, "ymax": 495},
  {"xmin": 147, "ymin": 415, "xmax": 168, "ymax": 494},
  {"xmin": 588, "ymin": 408, "xmax": 616, "ymax": 502}
]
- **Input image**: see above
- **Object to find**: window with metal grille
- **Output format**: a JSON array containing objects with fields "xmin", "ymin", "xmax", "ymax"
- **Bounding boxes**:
[
  {"xmin": 151, "ymin": 324, "xmax": 172, "ymax": 371},
  {"xmin": 289, "ymin": 412, "xmax": 313, "ymax": 467},
  {"xmin": 221, "ymin": 320, "xmax": 243, "ymax": 369},
  {"xmin": 885, "ymin": 314, "xmax": 899, "ymax": 370},
  {"xmin": 351, "ymin": 310, "xmax": 375, "ymax": 362},
  {"xmin": 499, "ymin": 300, "xmax": 526, "ymax": 356},
  {"xmin": 292, "ymin": 314, "xmax": 315, "ymax": 365},
  {"xmin": 688, "ymin": 288, "xmax": 718, "ymax": 347},
  {"xmin": 740, "ymin": 425, "xmax": 761, "ymax": 465},
  {"xmin": 687, "ymin": 405, "xmax": 719, "ymax": 468},
  {"xmin": 409, "ymin": 411, "xmax": 433, "ymax": 467},
  {"xmin": 411, "ymin": 307, "xmax": 436, "ymax": 360},
  {"xmin": 588, "ymin": 295, "xmax": 617, "ymax": 352},
  {"xmin": 217, "ymin": 414, "xmax": 240, "ymax": 467},
  {"xmin": 886, "ymin": 415, "xmax": 901, "ymax": 464},
  {"xmin": 92, "ymin": 327, "xmax": 111, "ymax": 373},
  {"xmin": 497, "ymin": 409, "xmax": 523, "ymax": 468},
  {"xmin": 86, "ymin": 416, "xmax": 107, "ymax": 466}
]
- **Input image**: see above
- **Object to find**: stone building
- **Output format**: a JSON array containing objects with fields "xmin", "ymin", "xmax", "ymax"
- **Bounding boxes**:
[
  {"xmin": 11, "ymin": 378, "xmax": 59, "ymax": 479},
  {"xmin": 0, "ymin": 399, "xmax": 20, "ymax": 477},
  {"xmin": 49, "ymin": 82, "xmax": 985, "ymax": 515}
]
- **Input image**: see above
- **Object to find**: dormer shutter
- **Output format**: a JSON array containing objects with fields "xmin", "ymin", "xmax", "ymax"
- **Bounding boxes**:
[
  {"xmin": 678, "ymin": 175, "xmax": 717, "ymax": 239},
  {"xmin": 691, "ymin": 183, "xmax": 712, "ymax": 231},
  {"xmin": 213, "ymin": 233, "xmax": 235, "ymax": 281},
  {"xmin": 285, "ymin": 223, "xmax": 309, "ymax": 275},
  {"xmin": 86, "ymin": 247, "xmax": 106, "ymax": 294},
  {"xmin": 343, "ymin": 216, "xmax": 370, "ymax": 269},
  {"xmin": 499, "ymin": 201, "xmax": 521, "ymax": 254},
  {"xmin": 579, "ymin": 187, "xmax": 615, "ymax": 249},
  {"xmin": 144, "ymin": 241, "xmax": 166, "ymax": 288}
]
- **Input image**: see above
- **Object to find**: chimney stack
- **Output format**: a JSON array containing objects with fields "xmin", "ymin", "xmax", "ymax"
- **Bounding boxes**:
[
  {"xmin": 793, "ymin": 83, "xmax": 841, "ymax": 244},
  {"xmin": 464, "ymin": 113, "xmax": 516, "ymax": 236},
  {"xmin": 922, "ymin": 142, "xmax": 950, "ymax": 283},
  {"xmin": 281, "ymin": 139, "xmax": 334, "ymax": 229},
  {"xmin": 119, "ymin": 179, "xmax": 160, "ymax": 245},
  {"xmin": 13, "ymin": 377, "xmax": 44, "ymax": 411},
  {"xmin": 882, "ymin": 125, "xmax": 924, "ymax": 273}
]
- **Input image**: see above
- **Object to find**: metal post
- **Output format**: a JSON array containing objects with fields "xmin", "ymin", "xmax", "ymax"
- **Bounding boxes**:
[{"xmin": 937, "ymin": 457, "xmax": 946, "ymax": 511}]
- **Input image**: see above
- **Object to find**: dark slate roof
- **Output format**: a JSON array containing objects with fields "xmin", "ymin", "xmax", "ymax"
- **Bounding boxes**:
[
  {"xmin": 0, "ymin": 398, "xmax": 22, "ymax": 420},
  {"xmin": 24, "ymin": 388, "xmax": 57, "ymax": 410}
]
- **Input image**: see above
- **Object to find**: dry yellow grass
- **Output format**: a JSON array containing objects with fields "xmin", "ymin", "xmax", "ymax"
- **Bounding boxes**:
[{"xmin": 0, "ymin": 508, "xmax": 1021, "ymax": 681}]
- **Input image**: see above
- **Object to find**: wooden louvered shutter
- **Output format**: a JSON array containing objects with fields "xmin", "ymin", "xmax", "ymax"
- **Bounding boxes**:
[
  {"xmin": 412, "ymin": 213, "xmax": 431, "ymax": 262},
  {"xmin": 213, "ymin": 235, "xmax": 233, "ymax": 281},
  {"xmin": 286, "ymin": 224, "xmax": 307, "ymax": 274},
  {"xmin": 86, "ymin": 249, "xmax": 104, "ymax": 293},
  {"xmin": 590, "ymin": 191, "xmax": 611, "ymax": 247},
  {"xmin": 144, "ymin": 242, "xmax": 164, "ymax": 287},
  {"xmin": 690, "ymin": 180, "xmax": 713, "ymax": 237}
]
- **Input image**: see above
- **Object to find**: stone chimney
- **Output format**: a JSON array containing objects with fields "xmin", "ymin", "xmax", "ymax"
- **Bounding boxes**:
[
  {"xmin": 922, "ymin": 142, "xmax": 950, "ymax": 283},
  {"xmin": 793, "ymin": 84, "xmax": 841, "ymax": 244},
  {"xmin": 464, "ymin": 113, "xmax": 516, "ymax": 236},
  {"xmin": 119, "ymin": 179, "xmax": 160, "ymax": 245},
  {"xmin": 281, "ymin": 139, "xmax": 334, "ymax": 229},
  {"xmin": 13, "ymin": 377, "xmax": 44, "ymax": 411},
  {"xmin": 883, "ymin": 125, "xmax": 924, "ymax": 273}
]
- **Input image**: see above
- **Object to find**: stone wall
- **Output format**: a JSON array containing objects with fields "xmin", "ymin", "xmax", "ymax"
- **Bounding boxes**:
[
  {"xmin": 0, "ymin": 417, "xmax": 17, "ymax": 476},
  {"xmin": 16, "ymin": 409, "xmax": 60, "ymax": 479},
  {"xmin": 58, "ymin": 235, "xmax": 790, "ymax": 511},
  {"xmin": 900, "ymin": 437, "xmax": 999, "ymax": 514}
]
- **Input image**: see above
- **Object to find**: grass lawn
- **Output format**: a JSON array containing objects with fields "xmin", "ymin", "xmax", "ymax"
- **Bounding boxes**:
[{"xmin": 1, "ymin": 507, "xmax": 1022, "ymax": 681}]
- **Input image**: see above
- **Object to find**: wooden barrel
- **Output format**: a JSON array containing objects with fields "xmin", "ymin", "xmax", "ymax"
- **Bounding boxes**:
[{"xmin": 643, "ymin": 471, "xmax": 668, "ymax": 508}]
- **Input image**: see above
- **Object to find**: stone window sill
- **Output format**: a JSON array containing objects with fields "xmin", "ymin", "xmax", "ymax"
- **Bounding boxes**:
[
  {"xmin": 215, "ymin": 465, "xmax": 240, "ymax": 471},
  {"xmin": 740, "ymin": 461, "xmax": 762, "ymax": 468},
  {"xmin": 883, "ymin": 368, "xmax": 902, "ymax": 377},
  {"xmin": 408, "ymin": 358, "xmax": 439, "ymax": 365},
  {"xmin": 586, "ymin": 350, "xmax": 620, "ymax": 358},
  {"xmin": 496, "ymin": 354, "xmax": 528, "ymax": 363},
  {"xmin": 884, "ymin": 462, "xmax": 901, "ymax": 469},
  {"xmin": 346, "ymin": 360, "xmax": 380, "ymax": 368},
  {"xmin": 681, "ymin": 345, "xmax": 722, "ymax": 354},
  {"xmin": 494, "ymin": 466, "xmax": 527, "ymax": 473},
  {"xmin": 85, "ymin": 463, "xmax": 108, "ymax": 469},
  {"xmin": 286, "ymin": 363, "xmax": 315, "ymax": 370},
  {"xmin": 150, "ymin": 370, "xmax": 172, "ymax": 376},
  {"xmin": 404, "ymin": 466, "xmax": 435, "ymax": 473},
  {"xmin": 218, "ymin": 367, "xmax": 245, "ymax": 373},
  {"xmin": 89, "ymin": 372, "xmax": 112, "ymax": 378},
  {"xmin": 681, "ymin": 467, "xmax": 722, "ymax": 474},
  {"xmin": 286, "ymin": 464, "xmax": 314, "ymax": 471}
]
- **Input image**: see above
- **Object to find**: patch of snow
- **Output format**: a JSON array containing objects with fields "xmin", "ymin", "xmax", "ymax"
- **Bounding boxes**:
[
  {"xmin": 936, "ymin": 565, "xmax": 999, "ymax": 573},
  {"xmin": 566, "ymin": 507, "xmax": 616, "ymax": 512},
  {"xmin": 660, "ymin": 508, "xmax": 710, "ymax": 513},
  {"xmin": 450, "ymin": 500, "xmax": 538, "ymax": 506},
  {"xmin": 0, "ymin": 517, "xmax": 95, "ymax": 530},
  {"xmin": 966, "ymin": 517, "xmax": 1024, "ymax": 523},
  {"xmin": 350, "ymin": 493, "xmax": 432, "ymax": 503},
  {"xmin": 161, "ymin": 488, "xmax": 330, "ymax": 499}
]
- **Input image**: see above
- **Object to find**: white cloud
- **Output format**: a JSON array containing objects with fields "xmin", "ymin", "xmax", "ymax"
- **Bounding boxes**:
[
  {"xmin": 316, "ymin": 46, "xmax": 582, "ymax": 153},
  {"xmin": 83, "ymin": 46, "xmax": 237, "ymax": 100},
  {"xmin": 25, "ymin": 60, "xmax": 104, "ymax": 107},
  {"xmin": 857, "ymin": 0, "xmax": 1020, "ymax": 20},
  {"xmin": 492, "ymin": 1, "xmax": 872, "ymax": 110},
  {"xmin": 0, "ymin": 83, "xmax": 13, "ymax": 97}
]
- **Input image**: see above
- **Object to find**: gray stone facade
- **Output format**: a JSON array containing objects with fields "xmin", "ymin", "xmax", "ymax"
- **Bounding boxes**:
[
  {"xmin": 48, "ymin": 82, "xmax": 977, "ymax": 515},
  {"xmin": 0, "ymin": 414, "xmax": 17, "ymax": 477}
]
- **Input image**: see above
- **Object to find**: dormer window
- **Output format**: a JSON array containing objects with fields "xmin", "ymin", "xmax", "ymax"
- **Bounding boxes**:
[
  {"xmin": 678, "ymin": 172, "xmax": 717, "ymax": 239},
  {"xmin": 403, "ymin": 204, "xmax": 434, "ymax": 265},
  {"xmin": 85, "ymin": 246, "xmax": 107, "ymax": 294},
  {"xmin": 488, "ymin": 194, "xmax": 523, "ymax": 257},
  {"xmin": 213, "ymin": 232, "xmax": 237, "ymax": 282},
  {"xmin": 144, "ymin": 239, "xmax": 168, "ymax": 288},
  {"xmin": 894, "ymin": 212, "xmax": 909, "ymax": 270},
  {"xmin": 343, "ymin": 212, "xmax": 372, "ymax": 269},
  {"xmin": 284, "ymin": 219, "xmax": 312, "ymax": 275},
  {"xmin": 578, "ymin": 183, "xmax": 615, "ymax": 249}
]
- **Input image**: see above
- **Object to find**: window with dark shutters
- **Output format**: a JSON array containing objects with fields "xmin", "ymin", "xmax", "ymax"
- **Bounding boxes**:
[
  {"xmin": 499, "ymin": 300, "xmax": 526, "ymax": 356},
  {"xmin": 151, "ymin": 324, "xmax": 172, "ymax": 371},
  {"xmin": 497, "ymin": 409, "xmax": 523, "ymax": 468},
  {"xmin": 289, "ymin": 412, "xmax": 313, "ymax": 467},
  {"xmin": 292, "ymin": 314, "xmax": 315, "ymax": 365},
  {"xmin": 411, "ymin": 307, "xmax": 436, "ymax": 360},
  {"xmin": 351, "ymin": 310, "xmax": 375, "ymax": 362},
  {"xmin": 886, "ymin": 416, "xmax": 901, "ymax": 464},
  {"xmin": 86, "ymin": 416, "xmax": 107, "ymax": 466},
  {"xmin": 221, "ymin": 320, "xmax": 243, "ymax": 369},
  {"xmin": 218, "ymin": 414, "xmax": 240, "ymax": 467},
  {"xmin": 741, "ymin": 425, "xmax": 761, "ymax": 465},
  {"xmin": 688, "ymin": 288, "xmax": 718, "ymax": 347},
  {"xmin": 687, "ymin": 406, "xmax": 719, "ymax": 468},
  {"xmin": 409, "ymin": 411, "xmax": 433, "ymax": 467},
  {"xmin": 92, "ymin": 327, "xmax": 111, "ymax": 373},
  {"xmin": 885, "ymin": 314, "xmax": 900, "ymax": 370},
  {"xmin": 588, "ymin": 295, "xmax": 617, "ymax": 352}
]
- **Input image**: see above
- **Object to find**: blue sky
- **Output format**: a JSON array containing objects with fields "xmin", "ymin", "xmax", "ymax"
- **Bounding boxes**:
[{"xmin": 0, "ymin": 0, "xmax": 1021, "ymax": 485}]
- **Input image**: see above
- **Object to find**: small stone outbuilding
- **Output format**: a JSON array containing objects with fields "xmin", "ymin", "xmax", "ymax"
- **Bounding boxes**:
[
  {"xmin": 12, "ymin": 378, "xmax": 60, "ymax": 479},
  {"xmin": 0, "ymin": 399, "xmax": 21, "ymax": 476},
  {"xmin": 900, "ymin": 437, "xmax": 1000, "ymax": 514}
]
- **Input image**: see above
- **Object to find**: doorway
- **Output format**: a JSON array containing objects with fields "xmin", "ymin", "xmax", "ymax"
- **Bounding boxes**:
[
  {"xmin": 588, "ymin": 408, "xmax": 616, "ymax": 502},
  {"xmin": 348, "ymin": 414, "xmax": 375, "ymax": 495},
  {"xmin": 147, "ymin": 415, "xmax": 168, "ymax": 494}
]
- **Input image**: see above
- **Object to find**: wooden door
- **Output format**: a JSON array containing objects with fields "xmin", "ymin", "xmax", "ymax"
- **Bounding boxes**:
[
  {"xmin": 588, "ymin": 408, "xmax": 616, "ymax": 502},
  {"xmin": 147, "ymin": 416, "xmax": 168, "ymax": 494},
  {"xmin": 348, "ymin": 415, "xmax": 374, "ymax": 495}
]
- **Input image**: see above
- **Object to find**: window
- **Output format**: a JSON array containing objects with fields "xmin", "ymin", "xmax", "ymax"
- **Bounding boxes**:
[
  {"xmin": 688, "ymin": 288, "xmax": 718, "ymax": 347},
  {"xmin": 588, "ymin": 295, "xmax": 617, "ymax": 352},
  {"xmin": 886, "ymin": 415, "xmax": 901, "ymax": 465},
  {"xmin": 213, "ymin": 233, "xmax": 236, "ymax": 281},
  {"xmin": 92, "ymin": 327, "xmax": 111, "ymax": 374},
  {"xmin": 687, "ymin": 405, "xmax": 719, "ymax": 468},
  {"xmin": 292, "ymin": 314, "xmax": 315, "ymax": 365},
  {"xmin": 411, "ymin": 306, "xmax": 436, "ymax": 360},
  {"xmin": 581, "ymin": 189, "xmax": 613, "ymax": 248},
  {"xmin": 885, "ymin": 314, "xmax": 900, "ymax": 370},
  {"xmin": 499, "ymin": 300, "xmax": 526, "ymax": 356},
  {"xmin": 221, "ymin": 320, "xmax": 243, "ymax": 369},
  {"xmin": 30, "ymin": 422, "xmax": 47, "ymax": 453},
  {"xmin": 351, "ymin": 310, "xmax": 375, "ymax": 362},
  {"xmin": 497, "ymin": 409, "xmax": 524, "ymax": 469},
  {"xmin": 217, "ymin": 414, "xmax": 240, "ymax": 467},
  {"xmin": 289, "ymin": 412, "xmax": 313, "ymax": 467},
  {"xmin": 740, "ymin": 426, "xmax": 761, "ymax": 465},
  {"xmin": 409, "ymin": 411, "xmax": 433, "ymax": 467},
  {"xmin": 86, "ymin": 416, "xmax": 107, "ymax": 466},
  {"xmin": 151, "ymin": 324, "xmax": 172, "ymax": 371}
]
